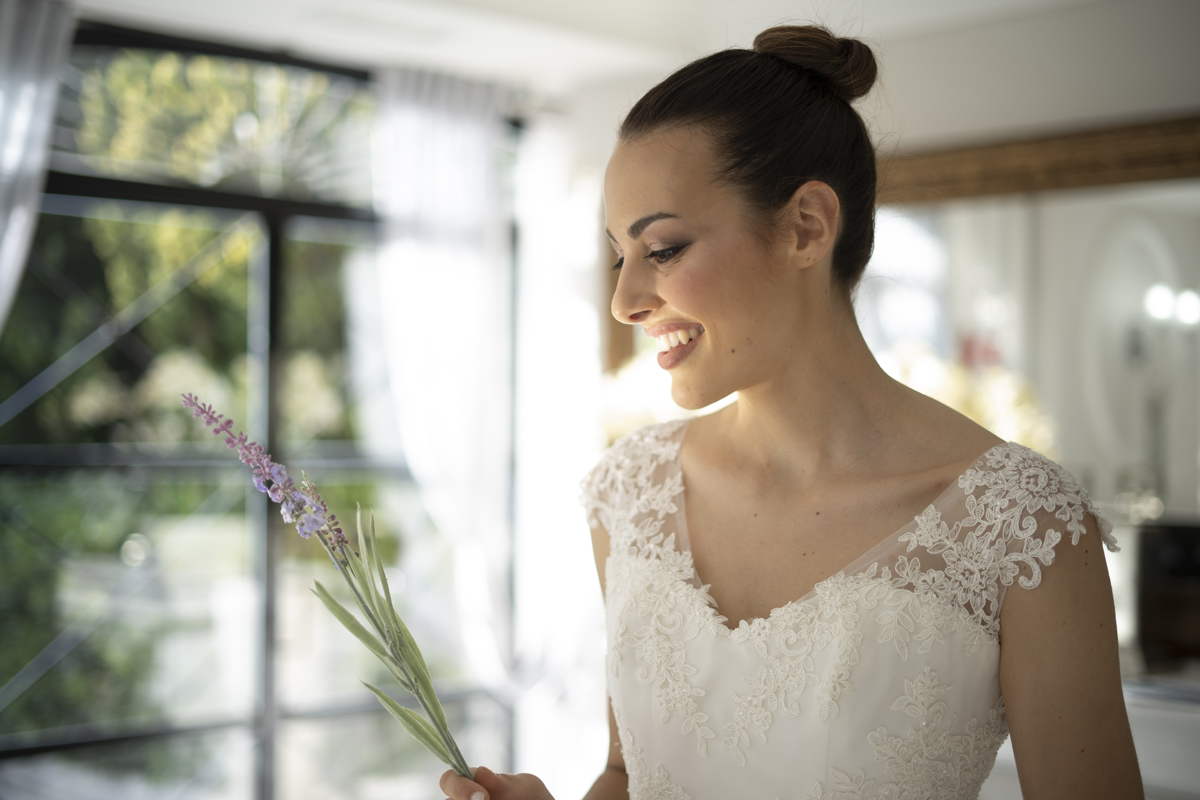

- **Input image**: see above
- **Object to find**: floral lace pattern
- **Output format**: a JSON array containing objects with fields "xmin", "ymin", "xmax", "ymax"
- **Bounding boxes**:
[
  {"xmin": 896, "ymin": 441, "xmax": 1116, "ymax": 641},
  {"xmin": 721, "ymin": 568, "xmax": 896, "ymax": 765},
  {"xmin": 613, "ymin": 703, "xmax": 693, "ymax": 800},
  {"xmin": 805, "ymin": 668, "xmax": 1007, "ymax": 800},
  {"xmin": 606, "ymin": 517, "xmax": 724, "ymax": 754},
  {"xmin": 582, "ymin": 422, "xmax": 1113, "ymax": 799}
]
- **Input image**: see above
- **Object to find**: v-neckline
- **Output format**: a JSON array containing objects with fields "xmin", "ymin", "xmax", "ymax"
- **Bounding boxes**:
[{"xmin": 670, "ymin": 419, "xmax": 1010, "ymax": 633}]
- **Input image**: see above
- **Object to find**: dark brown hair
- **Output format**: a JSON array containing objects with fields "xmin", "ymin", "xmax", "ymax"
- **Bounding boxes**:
[{"xmin": 620, "ymin": 25, "xmax": 879, "ymax": 295}]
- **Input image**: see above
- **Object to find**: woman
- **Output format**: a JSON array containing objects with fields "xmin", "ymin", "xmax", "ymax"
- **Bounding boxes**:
[{"xmin": 442, "ymin": 24, "xmax": 1142, "ymax": 800}]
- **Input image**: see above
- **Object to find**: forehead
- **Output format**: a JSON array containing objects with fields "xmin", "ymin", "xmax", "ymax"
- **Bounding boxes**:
[{"xmin": 604, "ymin": 127, "xmax": 722, "ymax": 228}]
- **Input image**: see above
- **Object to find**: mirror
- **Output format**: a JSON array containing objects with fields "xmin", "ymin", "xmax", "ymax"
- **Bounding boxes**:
[{"xmin": 871, "ymin": 115, "xmax": 1200, "ymax": 700}]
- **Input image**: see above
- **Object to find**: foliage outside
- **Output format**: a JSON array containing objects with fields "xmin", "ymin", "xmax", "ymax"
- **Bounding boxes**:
[{"xmin": 59, "ymin": 48, "xmax": 373, "ymax": 205}]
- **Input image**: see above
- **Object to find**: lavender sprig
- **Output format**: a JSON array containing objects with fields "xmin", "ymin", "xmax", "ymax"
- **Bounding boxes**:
[
  {"xmin": 181, "ymin": 393, "xmax": 472, "ymax": 778},
  {"xmin": 181, "ymin": 393, "xmax": 345, "ymax": 546}
]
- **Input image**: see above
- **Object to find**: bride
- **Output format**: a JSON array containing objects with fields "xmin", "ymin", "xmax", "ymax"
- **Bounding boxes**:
[{"xmin": 441, "ymin": 24, "xmax": 1142, "ymax": 800}]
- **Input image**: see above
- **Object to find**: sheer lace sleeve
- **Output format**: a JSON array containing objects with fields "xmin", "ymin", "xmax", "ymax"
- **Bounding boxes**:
[
  {"xmin": 883, "ymin": 443, "xmax": 1119, "ymax": 646},
  {"xmin": 579, "ymin": 420, "xmax": 688, "ymax": 534},
  {"xmin": 580, "ymin": 445, "xmax": 617, "ymax": 531},
  {"xmin": 963, "ymin": 443, "xmax": 1116, "ymax": 570},
  {"xmin": 957, "ymin": 444, "xmax": 1118, "ymax": 625}
]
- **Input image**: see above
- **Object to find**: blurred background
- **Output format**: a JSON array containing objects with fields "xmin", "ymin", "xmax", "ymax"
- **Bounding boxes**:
[{"xmin": 0, "ymin": 0, "xmax": 1197, "ymax": 798}]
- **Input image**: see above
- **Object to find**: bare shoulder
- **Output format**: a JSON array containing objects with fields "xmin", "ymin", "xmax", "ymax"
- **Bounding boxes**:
[
  {"xmin": 998, "ymin": 512, "xmax": 1142, "ymax": 798},
  {"xmin": 999, "ymin": 512, "xmax": 1116, "ymax": 651},
  {"xmin": 880, "ymin": 383, "xmax": 1005, "ymax": 499},
  {"xmin": 904, "ymin": 381, "xmax": 1004, "ymax": 463}
]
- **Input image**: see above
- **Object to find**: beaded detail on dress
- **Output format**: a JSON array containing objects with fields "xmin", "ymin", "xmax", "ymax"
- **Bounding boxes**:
[{"xmin": 581, "ymin": 420, "xmax": 1116, "ymax": 800}]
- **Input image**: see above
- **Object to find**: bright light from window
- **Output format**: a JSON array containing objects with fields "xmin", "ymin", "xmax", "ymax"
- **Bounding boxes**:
[
  {"xmin": 1144, "ymin": 283, "xmax": 1176, "ymax": 320},
  {"xmin": 1176, "ymin": 289, "xmax": 1200, "ymax": 326},
  {"xmin": 878, "ymin": 285, "xmax": 940, "ymax": 343},
  {"xmin": 870, "ymin": 210, "xmax": 946, "ymax": 283}
]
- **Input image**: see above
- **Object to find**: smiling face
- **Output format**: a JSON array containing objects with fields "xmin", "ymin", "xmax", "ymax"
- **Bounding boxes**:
[{"xmin": 604, "ymin": 126, "xmax": 836, "ymax": 410}]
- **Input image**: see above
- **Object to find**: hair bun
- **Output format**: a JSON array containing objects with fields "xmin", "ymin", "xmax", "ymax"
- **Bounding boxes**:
[{"xmin": 753, "ymin": 25, "xmax": 877, "ymax": 102}]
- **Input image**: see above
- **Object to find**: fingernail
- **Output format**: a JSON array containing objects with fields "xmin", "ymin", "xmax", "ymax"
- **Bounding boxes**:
[{"xmin": 470, "ymin": 793, "xmax": 485, "ymax": 800}]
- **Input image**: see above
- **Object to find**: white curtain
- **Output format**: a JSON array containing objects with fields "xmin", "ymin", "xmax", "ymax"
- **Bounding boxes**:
[
  {"xmin": 372, "ymin": 69, "xmax": 513, "ymax": 688},
  {"xmin": 0, "ymin": 0, "xmax": 73, "ymax": 333},
  {"xmin": 510, "ymin": 117, "xmax": 609, "ymax": 794}
]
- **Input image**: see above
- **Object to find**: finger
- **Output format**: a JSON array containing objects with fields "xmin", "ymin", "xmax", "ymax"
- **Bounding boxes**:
[
  {"xmin": 474, "ymin": 767, "xmax": 552, "ymax": 800},
  {"xmin": 473, "ymin": 766, "xmax": 503, "ymax": 789},
  {"xmin": 439, "ymin": 768, "xmax": 487, "ymax": 800}
]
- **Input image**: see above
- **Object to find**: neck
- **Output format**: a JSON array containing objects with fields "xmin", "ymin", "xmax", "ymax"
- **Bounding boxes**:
[{"xmin": 714, "ymin": 298, "xmax": 908, "ymax": 483}]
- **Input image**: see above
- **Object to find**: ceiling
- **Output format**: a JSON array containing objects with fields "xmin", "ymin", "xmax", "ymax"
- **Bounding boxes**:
[
  {"xmin": 69, "ymin": 0, "xmax": 1200, "ymax": 153},
  {"xmin": 72, "ymin": 0, "xmax": 1099, "ymax": 94}
]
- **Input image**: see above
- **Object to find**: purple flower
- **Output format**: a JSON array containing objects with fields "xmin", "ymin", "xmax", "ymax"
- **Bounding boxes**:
[
  {"xmin": 297, "ymin": 508, "xmax": 327, "ymax": 538},
  {"xmin": 182, "ymin": 393, "xmax": 344, "ymax": 550}
]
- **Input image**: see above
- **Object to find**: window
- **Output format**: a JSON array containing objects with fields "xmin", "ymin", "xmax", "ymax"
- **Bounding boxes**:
[{"xmin": 0, "ymin": 22, "xmax": 510, "ymax": 800}]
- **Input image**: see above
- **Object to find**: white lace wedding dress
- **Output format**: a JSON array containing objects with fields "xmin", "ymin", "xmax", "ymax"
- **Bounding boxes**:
[{"xmin": 580, "ymin": 420, "xmax": 1118, "ymax": 800}]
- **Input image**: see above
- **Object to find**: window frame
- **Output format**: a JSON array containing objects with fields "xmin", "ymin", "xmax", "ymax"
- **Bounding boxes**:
[{"xmin": 0, "ymin": 20, "xmax": 515, "ymax": 799}]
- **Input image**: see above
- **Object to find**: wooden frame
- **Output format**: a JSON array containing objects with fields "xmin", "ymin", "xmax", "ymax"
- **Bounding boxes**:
[{"xmin": 877, "ymin": 114, "xmax": 1200, "ymax": 205}]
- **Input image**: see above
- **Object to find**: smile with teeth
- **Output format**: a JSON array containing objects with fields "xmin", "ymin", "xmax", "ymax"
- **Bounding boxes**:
[{"xmin": 655, "ymin": 326, "xmax": 704, "ymax": 352}]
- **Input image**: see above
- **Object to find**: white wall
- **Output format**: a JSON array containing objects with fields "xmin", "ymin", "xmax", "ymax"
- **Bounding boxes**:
[
  {"xmin": 545, "ymin": 0, "xmax": 1200, "ymax": 188},
  {"xmin": 875, "ymin": 0, "xmax": 1200, "ymax": 150}
]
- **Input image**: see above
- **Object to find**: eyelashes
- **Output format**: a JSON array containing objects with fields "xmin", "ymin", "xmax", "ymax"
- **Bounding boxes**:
[
  {"xmin": 611, "ymin": 243, "xmax": 689, "ymax": 271},
  {"xmin": 647, "ymin": 244, "xmax": 686, "ymax": 264}
]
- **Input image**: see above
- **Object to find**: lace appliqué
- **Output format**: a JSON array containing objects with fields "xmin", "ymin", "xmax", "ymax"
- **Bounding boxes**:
[
  {"xmin": 731, "ymin": 444, "xmax": 1110, "ymax": 763},
  {"xmin": 721, "ymin": 568, "xmax": 891, "ymax": 765},
  {"xmin": 897, "ymin": 443, "xmax": 1118, "ymax": 641},
  {"xmin": 806, "ymin": 668, "xmax": 1007, "ymax": 800},
  {"xmin": 586, "ymin": 429, "xmax": 1103, "ymax": 789},
  {"xmin": 875, "ymin": 567, "xmax": 986, "ymax": 660},
  {"xmin": 592, "ymin": 422, "xmax": 722, "ymax": 756},
  {"xmin": 613, "ymin": 703, "xmax": 693, "ymax": 800},
  {"xmin": 607, "ymin": 539, "xmax": 723, "ymax": 755},
  {"xmin": 581, "ymin": 420, "xmax": 688, "ymax": 536}
]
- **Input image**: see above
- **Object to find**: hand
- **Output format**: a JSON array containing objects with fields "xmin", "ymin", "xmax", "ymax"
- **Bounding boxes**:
[{"xmin": 440, "ymin": 766, "xmax": 554, "ymax": 800}]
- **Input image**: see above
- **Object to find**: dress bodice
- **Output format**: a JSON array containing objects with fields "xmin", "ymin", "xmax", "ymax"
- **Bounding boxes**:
[{"xmin": 580, "ymin": 420, "xmax": 1117, "ymax": 800}]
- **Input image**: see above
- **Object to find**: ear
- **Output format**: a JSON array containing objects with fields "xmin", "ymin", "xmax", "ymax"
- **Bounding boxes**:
[{"xmin": 785, "ymin": 181, "xmax": 840, "ymax": 268}]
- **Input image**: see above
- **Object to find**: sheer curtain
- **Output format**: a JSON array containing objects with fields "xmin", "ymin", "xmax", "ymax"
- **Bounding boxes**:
[
  {"xmin": 510, "ymin": 117, "xmax": 608, "ymax": 796},
  {"xmin": 0, "ymin": 0, "xmax": 73, "ymax": 333},
  {"xmin": 371, "ymin": 69, "xmax": 514, "ymax": 688}
]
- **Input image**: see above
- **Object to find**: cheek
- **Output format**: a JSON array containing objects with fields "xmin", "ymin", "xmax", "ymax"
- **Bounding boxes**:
[
  {"xmin": 665, "ymin": 251, "xmax": 761, "ymax": 333},
  {"xmin": 663, "ymin": 266, "xmax": 711, "ymax": 312}
]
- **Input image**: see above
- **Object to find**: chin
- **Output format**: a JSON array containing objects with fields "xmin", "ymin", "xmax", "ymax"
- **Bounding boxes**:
[{"xmin": 670, "ymin": 379, "xmax": 731, "ymax": 412}]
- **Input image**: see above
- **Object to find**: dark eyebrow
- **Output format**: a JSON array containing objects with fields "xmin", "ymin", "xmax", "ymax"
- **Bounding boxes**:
[{"xmin": 605, "ymin": 212, "xmax": 679, "ymax": 243}]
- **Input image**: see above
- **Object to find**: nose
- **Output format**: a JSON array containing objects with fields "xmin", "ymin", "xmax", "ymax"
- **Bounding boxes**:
[{"xmin": 611, "ymin": 260, "xmax": 661, "ymax": 325}]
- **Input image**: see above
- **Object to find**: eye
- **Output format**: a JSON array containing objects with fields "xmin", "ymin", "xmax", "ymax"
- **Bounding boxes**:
[
  {"xmin": 646, "ymin": 244, "xmax": 686, "ymax": 265},
  {"xmin": 612, "ymin": 255, "xmax": 625, "ymax": 271}
]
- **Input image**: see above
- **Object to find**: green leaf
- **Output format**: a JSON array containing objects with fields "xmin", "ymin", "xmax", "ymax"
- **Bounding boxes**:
[
  {"xmin": 365, "ymin": 512, "xmax": 401, "ymax": 645},
  {"xmin": 410, "ymin": 656, "xmax": 450, "ymax": 734},
  {"xmin": 362, "ymin": 510, "xmax": 404, "ymax": 652},
  {"xmin": 369, "ymin": 513, "xmax": 393, "ymax": 610},
  {"xmin": 382, "ymin": 657, "xmax": 417, "ymax": 695},
  {"xmin": 343, "ymin": 545, "xmax": 383, "ymax": 633},
  {"xmin": 354, "ymin": 503, "xmax": 381, "ymax": 619},
  {"xmin": 394, "ymin": 610, "xmax": 431, "ymax": 682},
  {"xmin": 311, "ymin": 581, "xmax": 389, "ymax": 663},
  {"xmin": 363, "ymin": 682, "xmax": 452, "ymax": 765}
]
